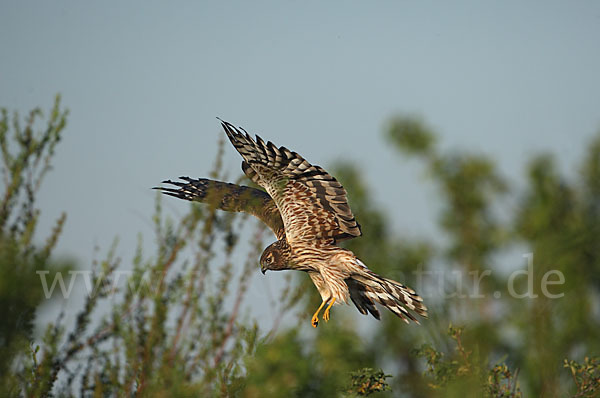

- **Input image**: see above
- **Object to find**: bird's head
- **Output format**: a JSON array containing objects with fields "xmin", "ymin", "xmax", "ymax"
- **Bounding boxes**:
[{"xmin": 259, "ymin": 240, "xmax": 291, "ymax": 274}]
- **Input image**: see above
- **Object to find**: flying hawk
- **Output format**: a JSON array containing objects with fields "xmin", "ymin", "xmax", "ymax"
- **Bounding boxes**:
[{"xmin": 156, "ymin": 120, "xmax": 427, "ymax": 327}]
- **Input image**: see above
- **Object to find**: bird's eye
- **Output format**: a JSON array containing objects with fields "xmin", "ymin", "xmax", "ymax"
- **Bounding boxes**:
[{"xmin": 267, "ymin": 255, "xmax": 274, "ymax": 264}]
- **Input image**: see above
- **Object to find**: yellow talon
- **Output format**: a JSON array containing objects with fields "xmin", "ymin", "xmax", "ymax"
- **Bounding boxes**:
[
  {"xmin": 323, "ymin": 298, "xmax": 336, "ymax": 322},
  {"xmin": 311, "ymin": 300, "xmax": 328, "ymax": 328},
  {"xmin": 311, "ymin": 315, "xmax": 319, "ymax": 328}
]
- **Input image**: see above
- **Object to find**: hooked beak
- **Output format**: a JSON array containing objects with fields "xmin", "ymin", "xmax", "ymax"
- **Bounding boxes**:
[{"xmin": 261, "ymin": 265, "xmax": 267, "ymax": 275}]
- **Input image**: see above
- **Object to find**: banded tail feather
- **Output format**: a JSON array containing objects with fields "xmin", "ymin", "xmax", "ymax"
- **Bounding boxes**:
[{"xmin": 347, "ymin": 266, "xmax": 427, "ymax": 324}]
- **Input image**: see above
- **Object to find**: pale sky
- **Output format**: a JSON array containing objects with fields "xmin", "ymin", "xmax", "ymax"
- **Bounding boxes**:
[{"xmin": 2, "ymin": 1, "xmax": 600, "ymax": 325}]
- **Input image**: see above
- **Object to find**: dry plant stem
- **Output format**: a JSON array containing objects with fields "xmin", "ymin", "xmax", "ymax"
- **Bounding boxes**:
[
  {"xmin": 511, "ymin": 368, "xmax": 520, "ymax": 396},
  {"xmin": 210, "ymin": 227, "xmax": 259, "ymax": 368},
  {"xmin": 169, "ymin": 146, "xmax": 228, "ymax": 366},
  {"xmin": 455, "ymin": 331, "xmax": 470, "ymax": 366},
  {"xmin": 135, "ymin": 217, "xmax": 199, "ymax": 395},
  {"xmin": 167, "ymin": 210, "xmax": 216, "ymax": 366},
  {"xmin": 139, "ymin": 151, "xmax": 227, "ymax": 393},
  {"xmin": 211, "ymin": 225, "xmax": 263, "ymax": 368},
  {"xmin": 48, "ymin": 296, "xmax": 141, "ymax": 393},
  {"xmin": 212, "ymin": 276, "xmax": 245, "ymax": 368},
  {"xmin": 167, "ymin": 265, "xmax": 208, "ymax": 366}
]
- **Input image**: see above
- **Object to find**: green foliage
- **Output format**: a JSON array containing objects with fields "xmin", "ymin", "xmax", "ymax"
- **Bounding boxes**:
[
  {"xmin": 2, "ymin": 102, "xmax": 599, "ymax": 397},
  {"xmin": 413, "ymin": 326, "xmax": 471, "ymax": 390},
  {"xmin": 346, "ymin": 368, "xmax": 391, "ymax": 396},
  {"xmin": 564, "ymin": 357, "xmax": 600, "ymax": 397},
  {"xmin": 34, "ymin": 176, "xmax": 269, "ymax": 397},
  {"xmin": 0, "ymin": 96, "xmax": 70, "ymax": 395},
  {"xmin": 243, "ymin": 330, "xmax": 321, "ymax": 397},
  {"xmin": 386, "ymin": 115, "xmax": 436, "ymax": 156},
  {"xmin": 487, "ymin": 364, "xmax": 522, "ymax": 398},
  {"xmin": 0, "ymin": 102, "xmax": 277, "ymax": 396},
  {"xmin": 243, "ymin": 323, "xmax": 380, "ymax": 397},
  {"xmin": 414, "ymin": 325, "xmax": 522, "ymax": 397}
]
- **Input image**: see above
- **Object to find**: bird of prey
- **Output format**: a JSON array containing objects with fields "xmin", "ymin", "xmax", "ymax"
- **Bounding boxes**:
[{"xmin": 156, "ymin": 120, "xmax": 427, "ymax": 327}]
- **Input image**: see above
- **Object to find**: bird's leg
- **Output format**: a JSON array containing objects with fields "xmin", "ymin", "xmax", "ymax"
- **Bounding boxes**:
[
  {"xmin": 323, "ymin": 298, "xmax": 336, "ymax": 322},
  {"xmin": 311, "ymin": 300, "xmax": 328, "ymax": 328}
]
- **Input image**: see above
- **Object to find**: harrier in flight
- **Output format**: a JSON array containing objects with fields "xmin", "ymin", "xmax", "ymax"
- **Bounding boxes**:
[{"xmin": 156, "ymin": 120, "xmax": 427, "ymax": 327}]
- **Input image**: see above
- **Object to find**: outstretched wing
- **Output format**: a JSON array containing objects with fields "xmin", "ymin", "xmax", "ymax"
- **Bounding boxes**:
[
  {"xmin": 155, "ymin": 177, "xmax": 285, "ymax": 240},
  {"xmin": 220, "ymin": 120, "xmax": 361, "ymax": 245}
]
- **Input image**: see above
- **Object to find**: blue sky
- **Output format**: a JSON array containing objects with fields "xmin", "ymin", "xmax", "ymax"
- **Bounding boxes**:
[{"xmin": 2, "ymin": 1, "xmax": 600, "ymax": 325}]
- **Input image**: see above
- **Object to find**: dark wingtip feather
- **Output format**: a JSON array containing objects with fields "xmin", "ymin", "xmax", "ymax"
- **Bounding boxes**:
[{"xmin": 161, "ymin": 191, "xmax": 188, "ymax": 199}]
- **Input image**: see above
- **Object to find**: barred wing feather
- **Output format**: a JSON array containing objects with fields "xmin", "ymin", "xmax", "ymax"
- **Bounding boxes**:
[
  {"xmin": 220, "ymin": 120, "xmax": 361, "ymax": 244},
  {"xmin": 155, "ymin": 177, "xmax": 285, "ymax": 240}
]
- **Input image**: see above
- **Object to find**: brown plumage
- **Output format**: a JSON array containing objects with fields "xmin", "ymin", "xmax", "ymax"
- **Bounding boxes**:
[{"xmin": 155, "ymin": 120, "xmax": 427, "ymax": 327}]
